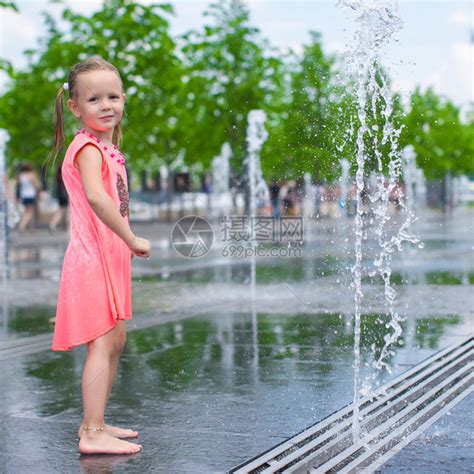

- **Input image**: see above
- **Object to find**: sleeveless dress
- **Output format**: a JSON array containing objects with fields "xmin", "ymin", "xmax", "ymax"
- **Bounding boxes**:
[{"xmin": 52, "ymin": 130, "xmax": 132, "ymax": 351}]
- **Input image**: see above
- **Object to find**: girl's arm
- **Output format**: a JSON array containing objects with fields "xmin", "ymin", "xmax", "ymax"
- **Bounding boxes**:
[{"xmin": 76, "ymin": 145, "xmax": 136, "ymax": 247}]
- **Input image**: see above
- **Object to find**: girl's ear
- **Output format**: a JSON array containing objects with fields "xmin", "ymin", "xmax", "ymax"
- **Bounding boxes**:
[
  {"xmin": 67, "ymin": 99, "xmax": 81, "ymax": 119},
  {"xmin": 122, "ymin": 93, "xmax": 126, "ymax": 104}
]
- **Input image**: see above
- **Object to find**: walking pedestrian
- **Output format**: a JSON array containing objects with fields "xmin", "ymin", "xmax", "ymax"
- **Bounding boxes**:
[{"xmin": 16, "ymin": 163, "xmax": 40, "ymax": 232}]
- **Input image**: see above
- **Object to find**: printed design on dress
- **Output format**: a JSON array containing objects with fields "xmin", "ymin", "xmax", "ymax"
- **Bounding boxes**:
[{"xmin": 116, "ymin": 173, "xmax": 129, "ymax": 217}]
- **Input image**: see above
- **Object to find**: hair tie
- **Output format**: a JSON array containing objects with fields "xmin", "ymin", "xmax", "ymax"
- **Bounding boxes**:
[{"xmin": 63, "ymin": 82, "xmax": 69, "ymax": 91}]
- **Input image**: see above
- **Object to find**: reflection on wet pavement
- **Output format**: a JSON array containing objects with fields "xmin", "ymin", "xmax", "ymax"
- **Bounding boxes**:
[
  {"xmin": 1, "ymin": 309, "xmax": 471, "ymax": 472},
  {"xmin": 0, "ymin": 305, "xmax": 55, "ymax": 340}
]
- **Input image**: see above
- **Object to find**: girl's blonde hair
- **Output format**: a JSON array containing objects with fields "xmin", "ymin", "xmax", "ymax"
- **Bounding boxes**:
[{"xmin": 47, "ymin": 57, "xmax": 124, "ymax": 169}]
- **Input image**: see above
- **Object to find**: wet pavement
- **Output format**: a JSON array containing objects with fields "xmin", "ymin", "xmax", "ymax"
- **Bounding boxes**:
[
  {"xmin": 1, "ymin": 208, "xmax": 473, "ymax": 472},
  {"xmin": 382, "ymin": 392, "xmax": 474, "ymax": 473},
  {"xmin": 1, "ymin": 310, "xmax": 471, "ymax": 473}
]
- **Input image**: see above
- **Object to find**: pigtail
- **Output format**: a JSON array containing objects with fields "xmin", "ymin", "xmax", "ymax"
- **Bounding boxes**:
[
  {"xmin": 112, "ymin": 121, "xmax": 123, "ymax": 148},
  {"xmin": 45, "ymin": 86, "xmax": 66, "ymax": 171}
]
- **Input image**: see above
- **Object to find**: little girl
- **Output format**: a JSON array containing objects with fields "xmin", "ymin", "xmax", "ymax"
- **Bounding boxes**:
[{"xmin": 50, "ymin": 57, "xmax": 150, "ymax": 455}]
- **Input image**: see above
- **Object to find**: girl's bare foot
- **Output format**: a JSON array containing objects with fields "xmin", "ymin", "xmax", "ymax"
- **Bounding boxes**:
[
  {"xmin": 78, "ymin": 431, "xmax": 142, "ymax": 455},
  {"xmin": 78, "ymin": 424, "xmax": 139, "ymax": 439}
]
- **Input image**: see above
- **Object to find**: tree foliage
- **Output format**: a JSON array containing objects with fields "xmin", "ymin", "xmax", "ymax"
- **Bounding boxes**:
[
  {"xmin": 181, "ymin": 0, "xmax": 284, "ymax": 175},
  {"xmin": 0, "ymin": 0, "xmax": 183, "ymax": 175},
  {"xmin": 262, "ymin": 32, "xmax": 343, "ymax": 181},
  {"xmin": 0, "ymin": 1, "xmax": 17, "ymax": 12},
  {"xmin": 0, "ymin": 0, "xmax": 472, "ymax": 186},
  {"xmin": 400, "ymin": 88, "xmax": 474, "ymax": 179}
]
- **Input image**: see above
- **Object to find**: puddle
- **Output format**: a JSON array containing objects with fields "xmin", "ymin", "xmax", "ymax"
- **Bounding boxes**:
[
  {"xmin": 9, "ymin": 310, "xmax": 469, "ymax": 416},
  {"xmin": 0, "ymin": 305, "xmax": 55, "ymax": 340}
]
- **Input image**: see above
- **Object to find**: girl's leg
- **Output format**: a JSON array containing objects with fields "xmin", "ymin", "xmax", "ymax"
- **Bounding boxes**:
[
  {"xmin": 104, "ymin": 321, "xmax": 124, "ymax": 405},
  {"xmin": 49, "ymin": 207, "xmax": 65, "ymax": 232},
  {"xmin": 18, "ymin": 205, "xmax": 34, "ymax": 232},
  {"xmin": 105, "ymin": 353, "xmax": 120, "ymax": 404},
  {"xmin": 105, "ymin": 351, "xmax": 138, "ymax": 438},
  {"xmin": 78, "ymin": 321, "xmax": 141, "ymax": 454},
  {"xmin": 78, "ymin": 323, "xmax": 138, "ymax": 439}
]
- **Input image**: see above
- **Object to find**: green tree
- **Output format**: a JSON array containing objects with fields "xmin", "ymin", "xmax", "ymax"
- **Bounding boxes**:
[
  {"xmin": 401, "ymin": 88, "xmax": 474, "ymax": 179},
  {"xmin": 180, "ymin": 0, "xmax": 284, "ymax": 181},
  {"xmin": 261, "ymin": 32, "xmax": 347, "ymax": 183},
  {"xmin": 0, "ymin": 0, "xmax": 184, "ymax": 180},
  {"xmin": 0, "ymin": 1, "xmax": 17, "ymax": 11}
]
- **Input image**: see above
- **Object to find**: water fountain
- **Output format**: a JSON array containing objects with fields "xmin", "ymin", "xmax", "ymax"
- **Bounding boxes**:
[
  {"xmin": 340, "ymin": 157, "xmax": 350, "ymax": 212},
  {"xmin": 245, "ymin": 111, "xmax": 269, "ymax": 222},
  {"xmin": 402, "ymin": 144, "xmax": 421, "ymax": 213},
  {"xmin": 212, "ymin": 143, "xmax": 231, "ymax": 194},
  {"xmin": 337, "ymin": 0, "xmax": 419, "ymax": 440},
  {"xmin": 0, "ymin": 130, "xmax": 9, "ymax": 340},
  {"xmin": 245, "ymin": 110, "xmax": 269, "ymax": 297},
  {"xmin": 415, "ymin": 168, "xmax": 427, "ymax": 207},
  {"xmin": 0, "ymin": 129, "xmax": 8, "ymax": 286},
  {"xmin": 302, "ymin": 172, "xmax": 313, "ymax": 218},
  {"xmin": 245, "ymin": 110, "xmax": 269, "ymax": 377},
  {"xmin": 211, "ymin": 142, "xmax": 233, "ymax": 215}
]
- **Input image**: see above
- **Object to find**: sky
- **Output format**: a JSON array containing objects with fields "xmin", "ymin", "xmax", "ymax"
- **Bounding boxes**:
[{"xmin": 0, "ymin": 0, "xmax": 473, "ymax": 108}]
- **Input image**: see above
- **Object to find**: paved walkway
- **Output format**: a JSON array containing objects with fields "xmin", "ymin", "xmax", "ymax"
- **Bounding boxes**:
[{"xmin": 1, "ymin": 209, "xmax": 473, "ymax": 472}]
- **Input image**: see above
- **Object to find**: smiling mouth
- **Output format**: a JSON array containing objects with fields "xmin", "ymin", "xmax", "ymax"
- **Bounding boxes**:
[{"xmin": 100, "ymin": 116, "xmax": 114, "ymax": 119}]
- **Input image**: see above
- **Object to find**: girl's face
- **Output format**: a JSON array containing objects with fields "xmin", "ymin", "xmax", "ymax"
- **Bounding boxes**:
[{"xmin": 67, "ymin": 70, "xmax": 125, "ymax": 138}]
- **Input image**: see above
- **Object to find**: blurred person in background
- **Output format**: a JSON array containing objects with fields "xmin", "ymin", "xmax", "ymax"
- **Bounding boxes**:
[
  {"xmin": 49, "ymin": 165, "xmax": 69, "ymax": 233},
  {"xmin": 270, "ymin": 178, "xmax": 281, "ymax": 218},
  {"xmin": 16, "ymin": 162, "xmax": 40, "ymax": 233}
]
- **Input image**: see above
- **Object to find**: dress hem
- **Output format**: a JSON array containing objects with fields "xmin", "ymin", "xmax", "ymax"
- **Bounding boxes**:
[{"xmin": 51, "ymin": 314, "xmax": 132, "ymax": 352}]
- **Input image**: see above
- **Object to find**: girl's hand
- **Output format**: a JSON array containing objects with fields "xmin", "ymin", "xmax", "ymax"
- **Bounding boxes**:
[{"xmin": 129, "ymin": 236, "xmax": 151, "ymax": 259}]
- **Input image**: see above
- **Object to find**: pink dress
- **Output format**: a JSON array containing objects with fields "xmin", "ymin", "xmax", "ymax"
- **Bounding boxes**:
[{"xmin": 52, "ymin": 131, "xmax": 132, "ymax": 351}]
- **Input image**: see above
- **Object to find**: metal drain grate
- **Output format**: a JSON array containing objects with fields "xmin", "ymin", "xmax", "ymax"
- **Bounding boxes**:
[{"xmin": 229, "ymin": 337, "xmax": 473, "ymax": 474}]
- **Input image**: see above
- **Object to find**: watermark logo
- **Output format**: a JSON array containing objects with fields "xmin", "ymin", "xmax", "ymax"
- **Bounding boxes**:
[
  {"xmin": 220, "ymin": 215, "xmax": 303, "ymax": 258},
  {"xmin": 220, "ymin": 216, "xmax": 303, "ymax": 243},
  {"xmin": 171, "ymin": 215, "xmax": 303, "ymax": 259},
  {"xmin": 171, "ymin": 216, "xmax": 214, "ymax": 258}
]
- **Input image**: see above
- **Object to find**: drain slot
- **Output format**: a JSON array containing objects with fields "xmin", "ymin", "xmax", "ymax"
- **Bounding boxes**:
[{"xmin": 229, "ymin": 337, "xmax": 473, "ymax": 473}]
